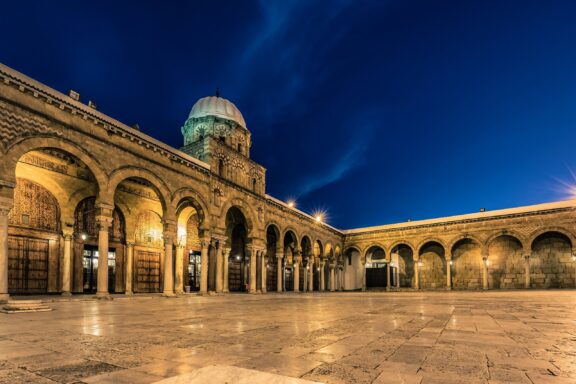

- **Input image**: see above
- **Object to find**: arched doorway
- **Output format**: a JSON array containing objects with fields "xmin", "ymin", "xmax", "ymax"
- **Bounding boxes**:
[
  {"xmin": 176, "ymin": 200, "xmax": 203, "ymax": 293},
  {"xmin": 418, "ymin": 241, "xmax": 446, "ymax": 289},
  {"xmin": 531, "ymin": 231, "xmax": 574, "ymax": 288},
  {"xmin": 300, "ymin": 236, "xmax": 312, "ymax": 292},
  {"xmin": 365, "ymin": 245, "xmax": 386, "ymax": 289},
  {"xmin": 344, "ymin": 247, "xmax": 361, "ymax": 290},
  {"xmin": 390, "ymin": 244, "xmax": 414, "ymax": 288},
  {"xmin": 283, "ymin": 230, "xmax": 297, "ymax": 291},
  {"xmin": 227, "ymin": 207, "xmax": 248, "ymax": 292},
  {"xmin": 266, "ymin": 224, "xmax": 280, "ymax": 292}
]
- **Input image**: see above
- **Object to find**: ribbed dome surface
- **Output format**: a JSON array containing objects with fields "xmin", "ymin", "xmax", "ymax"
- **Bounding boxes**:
[{"xmin": 189, "ymin": 96, "xmax": 246, "ymax": 129}]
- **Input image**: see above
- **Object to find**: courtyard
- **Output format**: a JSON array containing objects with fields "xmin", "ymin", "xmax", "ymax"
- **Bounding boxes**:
[{"xmin": 0, "ymin": 291, "xmax": 574, "ymax": 383}]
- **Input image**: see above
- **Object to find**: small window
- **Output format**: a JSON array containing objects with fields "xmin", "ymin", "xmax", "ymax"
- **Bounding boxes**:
[
  {"xmin": 219, "ymin": 159, "xmax": 224, "ymax": 177},
  {"xmin": 252, "ymin": 178, "xmax": 257, "ymax": 192},
  {"xmin": 348, "ymin": 254, "xmax": 352, "ymax": 265},
  {"xmin": 219, "ymin": 136, "xmax": 225, "ymax": 143},
  {"xmin": 237, "ymin": 143, "xmax": 242, "ymax": 153}
]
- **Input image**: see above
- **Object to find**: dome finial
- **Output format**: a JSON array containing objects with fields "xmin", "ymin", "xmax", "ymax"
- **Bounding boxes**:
[{"xmin": 215, "ymin": 87, "xmax": 221, "ymax": 98}]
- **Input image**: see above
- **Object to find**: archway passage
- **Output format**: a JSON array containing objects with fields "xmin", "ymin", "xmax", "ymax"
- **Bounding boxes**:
[
  {"xmin": 391, "ymin": 244, "xmax": 414, "ymax": 288},
  {"xmin": 8, "ymin": 147, "xmax": 101, "ymax": 295},
  {"xmin": 531, "ymin": 232, "xmax": 574, "ymax": 288},
  {"xmin": 488, "ymin": 235, "xmax": 524, "ymax": 289},
  {"xmin": 452, "ymin": 239, "xmax": 483, "ymax": 289},
  {"xmin": 418, "ymin": 241, "xmax": 446, "ymax": 289},
  {"xmin": 114, "ymin": 177, "xmax": 165, "ymax": 294},
  {"xmin": 283, "ymin": 231, "xmax": 297, "ymax": 292},
  {"xmin": 227, "ymin": 207, "xmax": 248, "ymax": 292},
  {"xmin": 266, "ymin": 225, "xmax": 279, "ymax": 292},
  {"xmin": 365, "ymin": 246, "xmax": 386, "ymax": 288},
  {"xmin": 8, "ymin": 178, "xmax": 60, "ymax": 294},
  {"xmin": 175, "ymin": 202, "xmax": 202, "ymax": 293},
  {"xmin": 300, "ymin": 236, "xmax": 312, "ymax": 292}
]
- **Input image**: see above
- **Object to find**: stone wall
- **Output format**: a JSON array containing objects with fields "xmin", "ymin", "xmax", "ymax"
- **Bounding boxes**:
[
  {"xmin": 531, "ymin": 234, "xmax": 575, "ymax": 288},
  {"xmin": 419, "ymin": 243, "xmax": 445, "ymax": 289},
  {"xmin": 452, "ymin": 239, "xmax": 483, "ymax": 290},
  {"xmin": 488, "ymin": 236, "xmax": 524, "ymax": 289}
]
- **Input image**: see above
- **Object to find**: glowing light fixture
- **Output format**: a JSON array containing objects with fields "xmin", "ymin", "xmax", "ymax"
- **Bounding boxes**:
[
  {"xmin": 80, "ymin": 233, "xmax": 87, "ymax": 241},
  {"xmin": 236, "ymin": 255, "xmax": 241, "ymax": 261},
  {"xmin": 449, "ymin": 260, "xmax": 453, "ymax": 266},
  {"xmin": 287, "ymin": 199, "xmax": 296, "ymax": 208},
  {"xmin": 417, "ymin": 261, "xmax": 423, "ymax": 267}
]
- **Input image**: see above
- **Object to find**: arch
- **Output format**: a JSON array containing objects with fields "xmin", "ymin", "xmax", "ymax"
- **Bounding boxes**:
[
  {"xmin": 448, "ymin": 234, "xmax": 484, "ymax": 253},
  {"xmin": 416, "ymin": 238, "xmax": 447, "ymax": 254},
  {"xmin": 485, "ymin": 230, "xmax": 527, "ymax": 251},
  {"xmin": 529, "ymin": 229, "xmax": 574, "ymax": 288},
  {"xmin": 389, "ymin": 240, "xmax": 415, "ymax": 254},
  {"xmin": 172, "ymin": 187, "xmax": 211, "ymax": 229},
  {"xmin": 265, "ymin": 222, "xmax": 282, "ymax": 243},
  {"xmin": 218, "ymin": 197, "xmax": 257, "ymax": 235},
  {"xmin": 282, "ymin": 227, "xmax": 300, "ymax": 247},
  {"xmin": 324, "ymin": 242, "xmax": 334, "ymax": 259},
  {"xmin": 362, "ymin": 243, "xmax": 387, "ymax": 259},
  {"xmin": 107, "ymin": 166, "xmax": 172, "ymax": 217},
  {"xmin": 300, "ymin": 235, "xmax": 313, "ymax": 256},
  {"xmin": 343, "ymin": 244, "xmax": 362, "ymax": 255},
  {"xmin": 529, "ymin": 227, "xmax": 576, "ymax": 250},
  {"xmin": 2, "ymin": 136, "xmax": 107, "ymax": 192}
]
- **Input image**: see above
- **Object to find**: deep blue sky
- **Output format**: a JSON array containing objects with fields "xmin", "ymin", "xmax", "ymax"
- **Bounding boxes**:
[{"xmin": 2, "ymin": 1, "xmax": 576, "ymax": 229}]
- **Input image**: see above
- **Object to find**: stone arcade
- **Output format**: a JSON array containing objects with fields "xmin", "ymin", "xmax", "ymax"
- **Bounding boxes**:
[{"xmin": 0, "ymin": 63, "xmax": 575, "ymax": 300}]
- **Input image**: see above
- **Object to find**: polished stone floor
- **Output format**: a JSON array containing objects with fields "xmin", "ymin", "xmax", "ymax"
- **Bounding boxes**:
[{"xmin": 0, "ymin": 291, "xmax": 575, "ymax": 384}]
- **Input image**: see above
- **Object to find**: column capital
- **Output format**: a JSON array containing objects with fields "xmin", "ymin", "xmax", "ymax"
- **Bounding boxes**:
[
  {"xmin": 523, "ymin": 254, "xmax": 531, "ymax": 260},
  {"xmin": 223, "ymin": 247, "xmax": 232, "ymax": 256},
  {"xmin": 126, "ymin": 241, "xmax": 135, "ymax": 247},
  {"xmin": 95, "ymin": 215, "xmax": 113, "ymax": 230},
  {"xmin": 276, "ymin": 252, "xmax": 284, "ymax": 259}
]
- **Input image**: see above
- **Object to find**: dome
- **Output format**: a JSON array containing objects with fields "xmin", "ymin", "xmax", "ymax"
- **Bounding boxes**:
[{"xmin": 189, "ymin": 96, "xmax": 246, "ymax": 129}]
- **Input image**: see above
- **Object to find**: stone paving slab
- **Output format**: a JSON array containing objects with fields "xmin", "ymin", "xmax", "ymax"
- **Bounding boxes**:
[{"xmin": 0, "ymin": 291, "xmax": 574, "ymax": 383}]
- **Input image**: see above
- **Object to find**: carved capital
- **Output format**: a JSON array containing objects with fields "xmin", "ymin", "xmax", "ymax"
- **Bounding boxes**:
[{"xmin": 95, "ymin": 215, "xmax": 113, "ymax": 231}]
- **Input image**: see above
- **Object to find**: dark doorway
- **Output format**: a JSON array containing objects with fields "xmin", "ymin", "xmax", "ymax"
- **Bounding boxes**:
[
  {"xmin": 8, "ymin": 236, "xmax": 49, "ymax": 294},
  {"xmin": 82, "ymin": 245, "xmax": 116, "ymax": 293},
  {"xmin": 188, "ymin": 250, "xmax": 201, "ymax": 291}
]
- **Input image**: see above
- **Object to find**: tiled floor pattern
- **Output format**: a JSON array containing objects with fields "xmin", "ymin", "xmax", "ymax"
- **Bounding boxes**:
[{"xmin": 0, "ymin": 291, "xmax": 574, "ymax": 383}]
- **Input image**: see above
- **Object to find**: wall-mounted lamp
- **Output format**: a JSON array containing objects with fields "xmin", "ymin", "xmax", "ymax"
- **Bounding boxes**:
[{"xmin": 80, "ymin": 233, "xmax": 87, "ymax": 241}]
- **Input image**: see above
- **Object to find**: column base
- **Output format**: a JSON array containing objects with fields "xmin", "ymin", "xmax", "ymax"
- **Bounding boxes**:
[
  {"xmin": 0, "ymin": 293, "xmax": 10, "ymax": 303},
  {"xmin": 175, "ymin": 290, "xmax": 185, "ymax": 296},
  {"xmin": 95, "ymin": 292, "xmax": 112, "ymax": 300},
  {"xmin": 125, "ymin": 291, "xmax": 134, "ymax": 296},
  {"xmin": 162, "ymin": 292, "xmax": 176, "ymax": 297},
  {"xmin": 61, "ymin": 291, "xmax": 72, "ymax": 297}
]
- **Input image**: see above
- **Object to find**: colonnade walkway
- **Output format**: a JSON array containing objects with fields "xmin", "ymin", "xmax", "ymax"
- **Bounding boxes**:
[{"xmin": 0, "ymin": 291, "xmax": 575, "ymax": 383}]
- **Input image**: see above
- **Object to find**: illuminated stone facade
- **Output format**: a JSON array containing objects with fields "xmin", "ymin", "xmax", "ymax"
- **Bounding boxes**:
[{"xmin": 0, "ymin": 63, "xmax": 574, "ymax": 299}]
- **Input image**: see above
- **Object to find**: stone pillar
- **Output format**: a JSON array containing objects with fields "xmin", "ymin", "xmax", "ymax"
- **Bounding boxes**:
[
  {"xmin": 330, "ymin": 263, "xmax": 335, "ymax": 292},
  {"xmin": 302, "ymin": 258, "xmax": 308, "ymax": 293},
  {"xmin": 125, "ymin": 242, "xmax": 134, "ymax": 295},
  {"xmin": 249, "ymin": 246, "xmax": 257, "ymax": 293},
  {"xmin": 96, "ymin": 210, "xmax": 113, "ymax": 297},
  {"xmin": 162, "ymin": 223, "xmax": 176, "ymax": 297},
  {"xmin": 0, "ymin": 202, "xmax": 12, "ymax": 302},
  {"xmin": 308, "ymin": 258, "xmax": 314, "ymax": 291},
  {"xmin": 446, "ymin": 251, "xmax": 452, "ymax": 290},
  {"xmin": 340, "ymin": 266, "xmax": 345, "ymax": 291},
  {"xmin": 277, "ymin": 252, "xmax": 283, "ymax": 292},
  {"xmin": 319, "ymin": 260, "xmax": 325, "ymax": 291},
  {"xmin": 293, "ymin": 258, "xmax": 300, "ymax": 292},
  {"xmin": 200, "ymin": 238, "xmax": 209, "ymax": 294},
  {"xmin": 395, "ymin": 262, "xmax": 400, "ymax": 289},
  {"xmin": 362, "ymin": 261, "xmax": 367, "ymax": 291},
  {"xmin": 386, "ymin": 260, "xmax": 391, "ymax": 292},
  {"xmin": 61, "ymin": 232, "xmax": 73, "ymax": 296},
  {"xmin": 215, "ymin": 241, "xmax": 223, "ymax": 293},
  {"xmin": 482, "ymin": 252, "xmax": 489, "ymax": 290},
  {"xmin": 524, "ymin": 254, "xmax": 531, "ymax": 289},
  {"xmin": 174, "ymin": 244, "xmax": 185, "ymax": 294},
  {"xmin": 261, "ymin": 251, "xmax": 267, "ymax": 293},
  {"xmin": 414, "ymin": 257, "xmax": 420, "ymax": 290},
  {"xmin": 223, "ymin": 247, "xmax": 231, "ymax": 293}
]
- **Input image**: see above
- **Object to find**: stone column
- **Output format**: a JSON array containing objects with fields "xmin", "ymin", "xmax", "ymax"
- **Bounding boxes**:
[
  {"xmin": 302, "ymin": 259, "xmax": 307, "ymax": 293},
  {"xmin": 446, "ymin": 251, "xmax": 452, "ymax": 290},
  {"xmin": 524, "ymin": 254, "xmax": 531, "ymax": 289},
  {"xmin": 0, "ymin": 202, "xmax": 12, "ymax": 302},
  {"xmin": 340, "ymin": 266, "xmax": 345, "ymax": 291},
  {"xmin": 330, "ymin": 263, "xmax": 335, "ymax": 292},
  {"xmin": 261, "ymin": 251, "xmax": 267, "ymax": 293},
  {"xmin": 308, "ymin": 258, "xmax": 314, "ymax": 291},
  {"xmin": 125, "ymin": 242, "xmax": 134, "ymax": 295},
  {"xmin": 162, "ymin": 223, "xmax": 176, "ymax": 297},
  {"xmin": 174, "ymin": 244, "xmax": 185, "ymax": 294},
  {"xmin": 386, "ymin": 260, "xmax": 391, "ymax": 292},
  {"xmin": 293, "ymin": 258, "xmax": 300, "ymax": 292},
  {"xmin": 319, "ymin": 260, "xmax": 325, "ymax": 291},
  {"xmin": 200, "ymin": 237, "xmax": 210, "ymax": 294},
  {"xmin": 61, "ymin": 232, "xmax": 73, "ymax": 296},
  {"xmin": 482, "ymin": 253, "xmax": 489, "ymax": 290},
  {"xmin": 96, "ymin": 210, "xmax": 113, "ymax": 297},
  {"xmin": 223, "ymin": 247, "xmax": 231, "ymax": 293},
  {"xmin": 395, "ymin": 263, "xmax": 400, "ymax": 289},
  {"xmin": 249, "ymin": 246, "xmax": 257, "ymax": 293},
  {"xmin": 414, "ymin": 257, "xmax": 420, "ymax": 290},
  {"xmin": 215, "ymin": 241, "xmax": 223, "ymax": 293},
  {"xmin": 362, "ymin": 261, "xmax": 367, "ymax": 291},
  {"xmin": 277, "ymin": 252, "xmax": 283, "ymax": 292},
  {"xmin": 200, "ymin": 238, "xmax": 209, "ymax": 294}
]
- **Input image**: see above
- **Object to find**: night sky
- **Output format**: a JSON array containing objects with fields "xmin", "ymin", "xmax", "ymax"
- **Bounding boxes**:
[{"xmin": 2, "ymin": 1, "xmax": 576, "ymax": 229}]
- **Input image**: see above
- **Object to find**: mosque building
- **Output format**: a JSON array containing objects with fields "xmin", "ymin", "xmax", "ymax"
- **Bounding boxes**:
[{"xmin": 0, "ymin": 63, "xmax": 574, "ymax": 300}]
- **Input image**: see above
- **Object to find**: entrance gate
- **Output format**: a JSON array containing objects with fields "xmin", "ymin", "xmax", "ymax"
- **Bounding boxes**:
[
  {"xmin": 135, "ymin": 250, "xmax": 161, "ymax": 293},
  {"xmin": 187, "ymin": 251, "xmax": 201, "ymax": 291},
  {"xmin": 8, "ymin": 236, "xmax": 49, "ymax": 294},
  {"xmin": 82, "ymin": 246, "xmax": 116, "ymax": 293}
]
